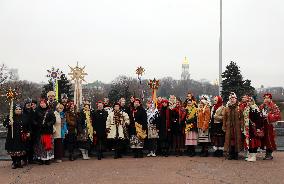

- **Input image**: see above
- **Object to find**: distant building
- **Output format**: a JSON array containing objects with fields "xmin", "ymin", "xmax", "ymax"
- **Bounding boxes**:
[
  {"xmin": 181, "ymin": 57, "xmax": 190, "ymax": 80},
  {"xmin": 257, "ymin": 86, "xmax": 284, "ymax": 101},
  {"xmin": 257, "ymin": 86, "xmax": 284, "ymax": 95}
]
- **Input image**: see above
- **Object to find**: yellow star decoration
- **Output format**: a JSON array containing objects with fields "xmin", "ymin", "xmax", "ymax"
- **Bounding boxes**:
[
  {"xmin": 68, "ymin": 62, "xmax": 88, "ymax": 82},
  {"xmin": 148, "ymin": 78, "xmax": 160, "ymax": 90},
  {"xmin": 136, "ymin": 66, "xmax": 145, "ymax": 77},
  {"xmin": 5, "ymin": 87, "xmax": 20, "ymax": 102}
]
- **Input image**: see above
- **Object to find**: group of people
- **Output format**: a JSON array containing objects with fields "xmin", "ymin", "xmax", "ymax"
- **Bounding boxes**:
[{"xmin": 3, "ymin": 90, "xmax": 281, "ymax": 169}]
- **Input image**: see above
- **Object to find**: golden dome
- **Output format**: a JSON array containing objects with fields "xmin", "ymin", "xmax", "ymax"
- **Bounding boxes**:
[{"xmin": 183, "ymin": 57, "xmax": 189, "ymax": 64}]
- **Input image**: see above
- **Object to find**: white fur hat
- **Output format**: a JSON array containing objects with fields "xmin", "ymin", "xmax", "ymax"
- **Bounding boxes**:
[{"xmin": 229, "ymin": 92, "xmax": 237, "ymax": 100}]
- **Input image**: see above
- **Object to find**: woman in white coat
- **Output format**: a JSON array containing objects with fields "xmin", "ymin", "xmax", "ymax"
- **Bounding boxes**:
[{"xmin": 106, "ymin": 103, "xmax": 130, "ymax": 159}]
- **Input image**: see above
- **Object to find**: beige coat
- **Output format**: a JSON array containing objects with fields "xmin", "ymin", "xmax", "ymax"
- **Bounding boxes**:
[
  {"xmin": 53, "ymin": 111, "xmax": 62, "ymax": 139},
  {"xmin": 106, "ymin": 111, "xmax": 130, "ymax": 139},
  {"xmin": 213, "ymin": 106, "xmax": 224, "ymax": 124}
]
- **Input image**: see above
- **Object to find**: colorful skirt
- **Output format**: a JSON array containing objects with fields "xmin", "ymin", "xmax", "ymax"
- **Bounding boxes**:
[
  {"xmin": 185, "ymin": 131, "xmax": 198, "ymax": 145},
  {"xmin": 130, "ymin": 135, "xmax": 144, "ymax": 149},
  {"xmin": 34, "ymin": 135, "xmax": 54, "ymax": 161},
  {"xmin": 198, "ymin": 129, "xmax": 210, "ymax": 143},
  {"xmin": 148, "ymin": 124, "xmax": 159, "ymax": 139}
]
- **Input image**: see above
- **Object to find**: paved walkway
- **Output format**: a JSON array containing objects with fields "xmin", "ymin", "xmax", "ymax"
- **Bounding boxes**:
[{"xmin": 0, "ymin": 152, "xmax": 284, "ymax": 184}]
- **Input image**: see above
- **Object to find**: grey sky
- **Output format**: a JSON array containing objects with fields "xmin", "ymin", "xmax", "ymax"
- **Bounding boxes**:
[{"xmin": 0, "ymin": 0, "xmax": 283, "ymax": 88}]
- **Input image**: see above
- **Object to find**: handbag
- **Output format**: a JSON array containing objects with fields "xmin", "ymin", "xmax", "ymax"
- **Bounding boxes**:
[{"xmin": 135, "ymin": 122, "xmax": 147, "ymax": 140}]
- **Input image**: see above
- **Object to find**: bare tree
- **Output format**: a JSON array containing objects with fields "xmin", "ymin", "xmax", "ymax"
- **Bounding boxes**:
[{"xmin": 0, "ymin": 63, "xmax": 10, "ymax": 85}]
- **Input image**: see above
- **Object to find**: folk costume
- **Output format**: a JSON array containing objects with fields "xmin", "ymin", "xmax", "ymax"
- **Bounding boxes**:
[
  {"xmin": 93, "ymin": 106, "xmax": 108, "ymax": 160},
  {"xmin": 78, "ymin": 103, "xmax": 94, "ymax": 160},
  {"xmin": 106, "ymin": 103, "xmax": 130, "ymax": 159},
  {"xmin": 33, "ymin": 99, "xmax": 56, "ymax": 165},
  {"xmin": 259, "ymin": 93, "xmax": 281, "ymax": 160},
  {"xmin": 243, "ymin": 98, "xmax": 264, "ymax": 162},
  {"xmin": 129, "ymin": 99, "xmax": 147, "ymax": 158},
  {"xmin": 184, "ymin": 99, "xmax": 198, "ymax": 157},
  {"xmin": 4, "ymin": 104, "xmax": 28, "ymax": 169},
  {"xmin": 197, "ymin": 97, "xmax": 211, "ymax": 157},
  {"xmin": 146, "ymin": 102, "xmax": 160, "ymax": 157},
  {"xmin": 65, "ymin": 102, "xmax": 79, "ymax": 161},
  {"xmin": 210, "ymin": 96, "xmax": 225, "ymax": 157},
  {"xmin": 158, "ymin": 99, "xmax": 172, "ymax": 157},
  {"xmin": 223, "ymin": 92, "xmax": 242, "ymax": 160}
]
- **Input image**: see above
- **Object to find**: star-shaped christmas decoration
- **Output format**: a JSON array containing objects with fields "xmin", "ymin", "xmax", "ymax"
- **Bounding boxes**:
[
  {"xmin": 148, "ymin": 78, "xmax": 160, "ymax": 90},
  {"xmin": 5, "ymin": 87, "xmax": 20, "ymax": 102},
  {"xmin": 47, "ymin": 67, "xmax": 63, "ymax": 81},
  {"xmin": 68, "ymin": 62, "xmax": 88, "ymax": 82},
  {"xmin": 136, "ymin": 66, "xmax": 145, "ymax": 77}
]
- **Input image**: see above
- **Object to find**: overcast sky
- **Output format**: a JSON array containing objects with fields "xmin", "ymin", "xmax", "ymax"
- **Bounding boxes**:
[{"xmin": 0, "ymin": 0, "xmax": 283, "ymax": 88}]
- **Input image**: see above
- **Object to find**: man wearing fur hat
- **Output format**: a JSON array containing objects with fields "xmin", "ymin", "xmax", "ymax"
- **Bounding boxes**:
[
  {"xmin": 223, "ymin": 92, "xmax": 242, "ymax": 160},
  {"xmin": 259, "ymin": 93, "xmax": 281, "ymax": 160}
]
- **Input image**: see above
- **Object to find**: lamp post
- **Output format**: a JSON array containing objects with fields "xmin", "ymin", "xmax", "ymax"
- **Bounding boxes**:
[{"xmin": 219, "ymin": 0, "xmax": 223, "ymax": 95}]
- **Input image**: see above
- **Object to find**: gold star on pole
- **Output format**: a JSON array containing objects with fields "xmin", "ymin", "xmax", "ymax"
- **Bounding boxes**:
[
  {"xmin": 68, "ymin": 62, "xmax": 88, "ymax": 82},
  {"xmin": 136, "ymin": 66, "xmax": 145, "ymax": 77},
  {"xmin": 148, "ymin": 78, "xmax": 160, "ymax": 90},
  {"xmin": 5, "ymin": 87, "xmax": 20, "ymax": 102}
]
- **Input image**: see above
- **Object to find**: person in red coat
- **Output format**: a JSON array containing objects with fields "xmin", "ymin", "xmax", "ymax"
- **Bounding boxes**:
[{"xmin": 259, "ymin": 93, "xmax": 281, "ymax": 160}]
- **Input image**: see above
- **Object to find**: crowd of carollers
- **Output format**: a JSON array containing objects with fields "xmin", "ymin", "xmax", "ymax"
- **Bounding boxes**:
[{"xmin": 3, "ymin": 90, "xmax": 281, "ymax": 169}]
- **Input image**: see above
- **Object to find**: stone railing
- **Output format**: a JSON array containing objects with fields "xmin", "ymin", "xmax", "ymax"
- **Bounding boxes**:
[
  {"xmin": 276, "ymin": 121, "xmax": 284, "ymax": 151},
  {"xmin": 0, "ymin": 124, "xmax": 9, "ymax": 160}
]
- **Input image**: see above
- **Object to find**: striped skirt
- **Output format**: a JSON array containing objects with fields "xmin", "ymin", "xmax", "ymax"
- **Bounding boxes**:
[
  {"xmin": 198, "ymin": 129, "xmax": 210, "ymax": 143},
  {"xmin": 185, "ymin": 131, "xmax": 198, "ymax": 145}
]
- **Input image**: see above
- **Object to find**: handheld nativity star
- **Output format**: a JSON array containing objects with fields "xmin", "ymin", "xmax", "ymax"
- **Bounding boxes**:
[{"xmin": 6, "ymin": 87, "xmax": 20, "ymax": 138}]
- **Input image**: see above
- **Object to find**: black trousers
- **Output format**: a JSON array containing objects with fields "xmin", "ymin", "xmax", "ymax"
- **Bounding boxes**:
[
  {"xmin": 96, "ymin": 138, "xmax": 105, "ymax": 155},
  {"xmin": 66, "ymin": 133, "xmax": 77, "ymax": 154},
  {"xmin": 249, "ymin": 148, "xmax": 258, "ymax": 153}
]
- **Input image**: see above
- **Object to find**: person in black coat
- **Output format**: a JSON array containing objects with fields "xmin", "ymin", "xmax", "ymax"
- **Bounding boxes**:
[
  {"xmin": 22, "ymin": 99, "xmax": 34, "ymax": 165},
  {"xmin": 129, "ymin": 98, "xmax": 147, "ymax": 158},
  {"xmin": 4, "ymin": 104, "xmax": 28, "ymax": 169},
  {"xmin": 92, "ymin": 101, "xmax": 108, "ymax": 160},
  {"xmin": 33, "ymin": 99, "xmax": 56, "ymax": 165}
]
